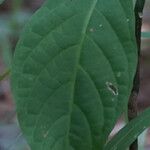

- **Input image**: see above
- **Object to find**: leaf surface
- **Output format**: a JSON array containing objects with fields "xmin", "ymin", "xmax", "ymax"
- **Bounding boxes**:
[
  {"xmin": 142, "ymin": 32, "xmax": 150, "ymax": 38},
  {"xmin": 12, "ymin": 0, "xmax": 137, "ymax": 149},
  {"xmin": 0, "ymin": 0, "xmax": 5, "ymax": 4}
]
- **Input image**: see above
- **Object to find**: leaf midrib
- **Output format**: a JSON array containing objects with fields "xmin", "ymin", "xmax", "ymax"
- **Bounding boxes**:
[{"xmin": 67, "ymin": 0, "xmax": 98, "ymax": 148}]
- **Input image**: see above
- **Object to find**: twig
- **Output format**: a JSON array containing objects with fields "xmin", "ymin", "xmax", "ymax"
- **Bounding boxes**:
[
  {"xmin": 128, "ymin": 0, "xmax": 146, "ymax": 150},
  {"xmin": 0, "ymin": 69, "xmax": 11, "ymax": 81}
]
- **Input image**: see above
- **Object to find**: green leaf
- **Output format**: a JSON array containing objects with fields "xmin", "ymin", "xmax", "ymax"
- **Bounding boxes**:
[
  {"xmin": 104, "ymin": 108, "xmax": 150, "ymax": 150},
  {"xmin": 11, "ymin": 0, "xmax": 137, "ymax": 149},
  {"xmin": 138, "ymin": 129, "xmax": 147, "ymax": 150},
  {"xmin": 141, "ymin": 32, "xmax": 150, "ymax": 38},
  {"xmin": 0, "ymin": 0, "xmax": 5, "ymax": 4},
  {"xmin": 133, "ymin": 0, "xmax": 137, "ymax": 8}
]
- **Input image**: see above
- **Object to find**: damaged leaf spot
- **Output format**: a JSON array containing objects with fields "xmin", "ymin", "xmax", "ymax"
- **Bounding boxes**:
[
  {"xmin": 43, "ymin": 131, "xmax": 49, "ymax": 138},
  {"xmin": 106, "ymin": 82, "xmax": 118, "ymax": 96},
  {"xmin": 117, "ymin": 72, "xmax": 121, "ymax": 78},
  {"xmin": 89, "ymin": 28, "xmax": 94, "ymax": 32}
]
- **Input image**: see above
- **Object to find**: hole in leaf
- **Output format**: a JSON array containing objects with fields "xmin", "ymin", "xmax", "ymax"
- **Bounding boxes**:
[{"xmin": 106, "ymin": 82, "xmax": 118, "ymax": 96}]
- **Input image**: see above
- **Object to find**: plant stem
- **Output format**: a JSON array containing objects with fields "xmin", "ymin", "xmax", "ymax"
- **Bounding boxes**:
[
  {"xmin": 0, "ymin": 69, "xmax": 11, "ymax": 81},
  {"xmin": 128, "ymin": 0, "xmax": 145, "ymax": 150}
]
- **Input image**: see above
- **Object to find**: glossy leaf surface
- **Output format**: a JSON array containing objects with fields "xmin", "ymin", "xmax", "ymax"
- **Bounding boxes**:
[{"xmin": 12, "ymin": 0, "xmax": 137, "ymax": 149}]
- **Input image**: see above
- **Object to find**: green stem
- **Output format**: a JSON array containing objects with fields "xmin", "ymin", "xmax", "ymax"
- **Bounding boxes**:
[{"xmin": 0, "ymin": 69, "xmax": 11, "ymax": 81}]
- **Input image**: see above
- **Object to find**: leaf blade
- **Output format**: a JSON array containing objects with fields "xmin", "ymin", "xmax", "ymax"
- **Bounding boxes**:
[
  {"xmin": 104, "ymin": 108, "xmax": 150, "ymax": 150},
  {"xmin": 0, "ymin": 0, "xmax": 5, "ymax": 4},
  {"xmin": 11, "ymin": 0, "xmax": 137, "ymax": 149},
  {"xmin": 141, "ymin": 32, "xmax": 150, "ymax": 38}
]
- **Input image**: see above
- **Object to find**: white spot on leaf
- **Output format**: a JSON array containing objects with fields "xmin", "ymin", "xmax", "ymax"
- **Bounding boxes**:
[
  {"xmin": 43, "ymin": 131, "xmax": 49, "ymax": 138},
  {"xmin": 89, "ymin": 28, "xmax": 94, "ymax": 32},
  {"xmin": 126, "ymin": 18, "xmax": 130, "ymax": 22},
  {"xmin": 106, "ymin": 82, "xmax": 118, "ymax": 96},
  {"xmin": 99, "ymin": 24, "xmax": 103, "ymax": 28},
  {"xmin": 112, "ymin": 98, "xmax": 115, "ymax": 102},
  {"xmin": 117, "ymin": 72, "xmax": 121, "ymax": 77}
]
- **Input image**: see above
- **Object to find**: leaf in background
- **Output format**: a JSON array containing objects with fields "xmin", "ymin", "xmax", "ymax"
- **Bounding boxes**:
[
  {"xmin": 1, "ymin": 37, "xmax": 13, "ymax": 67},
  {"xmin": 0, "ymin": 0, "xmax": 5, "ymax": 4},
  {"xmin": 104, "ymin": 108, "xmax": 150, "ymax": 150},
  {"xmin": 0, "ymin": 15, "xmax": 13, "ymax": 67},
  {"xmin": 11, "ymin": 0, "xmax": 137, "ymax": 149},
  {"xmin": 141, "ymin": 32, "xmax": 150, "ymax": 38}
]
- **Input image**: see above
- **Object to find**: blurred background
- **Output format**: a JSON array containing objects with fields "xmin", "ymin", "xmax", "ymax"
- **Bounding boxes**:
[
  {"xmin": 0, "ymin": 0, "xmax": 150, "ymax": 150},
  {"xmin": 0, "ymin": 0, "xmax": 44, "ymax": 149}
]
